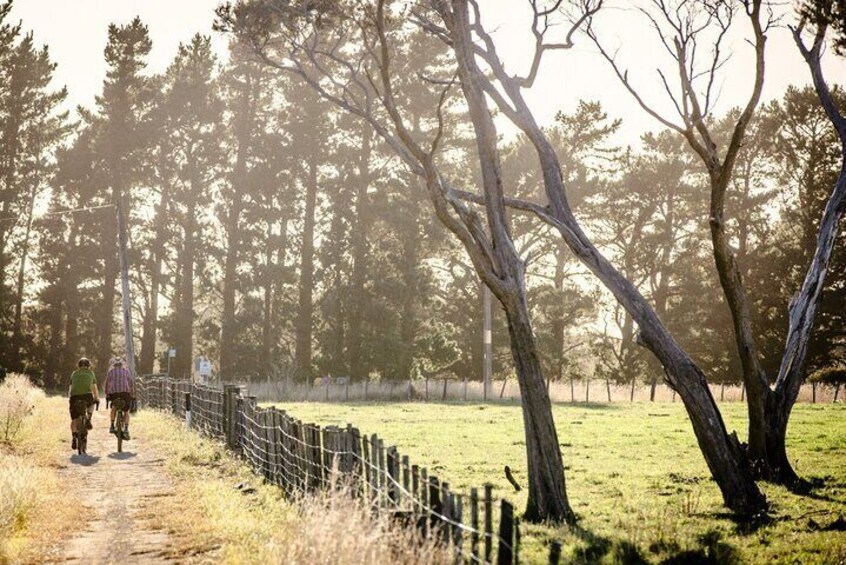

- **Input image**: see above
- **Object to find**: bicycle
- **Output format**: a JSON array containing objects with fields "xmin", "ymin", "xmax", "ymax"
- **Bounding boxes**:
[
  {"xmin": 110, "ymin": 397, "xmax": 129, "ymax": 453},
  {"xmin": 72, "ymin": 398, "xmax": 98, "ymax": 455}
]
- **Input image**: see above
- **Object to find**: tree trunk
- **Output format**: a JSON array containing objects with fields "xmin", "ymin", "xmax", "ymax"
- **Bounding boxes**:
[
  {"xmin": 606, "ymin": 378, "xmax": 611, "ymax": 402},
  {"xmin": 173, "ymin": 164, "xmax": 199, "ymax": 380},
  {"xmin": 220, "ymin": 77, "xmax": 254, "ymax": 378},
  {"xmin": 97, "ymin": 207, "xmax": 118, "ymax": 376},
  {"xmin": 502, "ymin": 290, "xmax": 575, "ymax": 523},
  {"xmin": 12, "ymin": 179, "xmax": 37, "ymax": 365},
  {"xmin": 295, "ymin": 157, "xmax": 318, "ymax": 381},
  {"xmin": 261, "ymin": 216, "xmax": 287, "ymax": 376},
  {"xmin": 398, "ymin": 223, "xmax": 419, "ymax": 381},
  {"xmin": 649, "ymin": 378, "xmax": 657, "ymax": 402},
  {"xmin": 630, "ymin": 377, "xmax": 636, "ymax": 402},
  {"xmin": 347, "ymin": 127, "xmax": 372, "ymax": 382},
  {"xmin": 139, "ymin": 182, "xmax": 169, "ymax": 375}
]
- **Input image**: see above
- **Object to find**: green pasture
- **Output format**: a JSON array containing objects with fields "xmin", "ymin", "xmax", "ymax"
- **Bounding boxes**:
[{"xmin": 269, "ymin": 400, "xmax": 846, "ymax": 564}]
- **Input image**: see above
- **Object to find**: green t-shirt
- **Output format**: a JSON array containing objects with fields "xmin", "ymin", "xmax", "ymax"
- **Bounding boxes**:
[{"xmin": 69, "ymin": 368, "xmax": 96, "ymax": 396}]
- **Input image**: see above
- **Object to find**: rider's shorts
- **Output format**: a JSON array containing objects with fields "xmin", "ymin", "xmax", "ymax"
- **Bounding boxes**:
[
  {"xmin": 69, "ymin": 393, "xmax": 95, "ymax": 419},
  {"xmin": 108, "ymin": 392, "xmax": 132, "ymax": 411}
]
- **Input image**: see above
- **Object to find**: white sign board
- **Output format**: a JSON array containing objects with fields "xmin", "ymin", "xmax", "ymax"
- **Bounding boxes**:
[
  {"xmin": 198, "ymin": 359, "xmax": 212, "ymax": 377},
  {"xmin": 168, "ymin": 348, "xmax": 176, "ymax": 358}
]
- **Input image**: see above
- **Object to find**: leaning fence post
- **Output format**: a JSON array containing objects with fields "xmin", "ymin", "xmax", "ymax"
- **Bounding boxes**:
[{"xmin": 496, "ymin": 500, "xmax": 514, "ymax": 565}]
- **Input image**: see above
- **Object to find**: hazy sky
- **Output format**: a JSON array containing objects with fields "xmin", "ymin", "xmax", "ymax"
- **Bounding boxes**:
[{"xmin": 9, "ymin": 0, "xmax": 846, "ymax": 146}]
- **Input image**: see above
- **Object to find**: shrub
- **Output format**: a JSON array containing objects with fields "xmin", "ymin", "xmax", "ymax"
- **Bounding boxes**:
[{"xmin": 0, "ymin": 374, "xmax": 42, "ymax": 446}]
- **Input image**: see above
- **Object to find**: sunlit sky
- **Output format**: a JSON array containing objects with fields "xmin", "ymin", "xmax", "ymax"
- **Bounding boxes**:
[{"xmin": 9, "ymin": 0, "xmax": 846, "ymax": 147}]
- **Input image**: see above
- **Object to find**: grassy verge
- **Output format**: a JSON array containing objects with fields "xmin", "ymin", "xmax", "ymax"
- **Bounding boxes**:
[
  {"xmin": 0, "ymin": 375, "xmax": 82, "ymax": 564},
  {"xmin": 269, "ymin": 400, "xmax": 846, "ymax": 564},
  {"xmin": 134, "ymin": 408, "xmax": 451, "ymax": 564}
]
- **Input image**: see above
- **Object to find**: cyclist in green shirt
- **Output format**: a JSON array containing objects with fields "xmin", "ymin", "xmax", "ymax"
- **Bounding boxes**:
[{"xmin": 69, "ymin": 357, "xmax": 99, "ymax": 450}]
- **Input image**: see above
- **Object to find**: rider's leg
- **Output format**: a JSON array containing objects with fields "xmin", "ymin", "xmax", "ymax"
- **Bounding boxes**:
[{"xmin": 109, "ymin": 405, "xmax": 117, "ymax": 433}]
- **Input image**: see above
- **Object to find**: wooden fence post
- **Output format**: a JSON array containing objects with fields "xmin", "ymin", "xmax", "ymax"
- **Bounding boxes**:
[
  {"xmin": 496, "ymin": 500, "xmax": 514, "ymax": 565},
  {"xmin": 484, "ymin": 484, "xmax": 493, "ymax": 562},
  {"xmin": 377, "ymin": 438, "xmax": 386, "ymax": 509},
  {"xmin": 428, "ymin": 475, "xmax": 441, "ymax": 539},
  {"xmin": 401, "ymin": 454, "xmax": 410, "ymax": 508},
  {"xmin": 548, "ymin": 541, "xmax": 562, "ymax": 565},
  {"xmin": 440, "ymin": 482, "xmax": 452, "ymax": 544},
  {"xmin": 184, "ymin": 393, "xmax": 191, "ymax": 428},
  {"xmin": 411, "ymin": 464, "xmax": 420, "ymax": 520},
  {"xmin": 387, "ymin": 447, "xmax": 399, "ymax": 507},
  {"xmin": 470, "ymin": 487, "xmax": 480, "ymax": 562},
  {"xmin": 454, "ymin": 494, "xmax": 464, "ymax": 559},
  {"xmin": 420, "ymin": 468, "xmax": 429, "ymax": 536}
]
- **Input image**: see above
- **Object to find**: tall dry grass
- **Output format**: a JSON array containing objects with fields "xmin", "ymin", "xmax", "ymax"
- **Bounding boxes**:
[
  {"xmin": 0, "ymin": 375, "xmax": 40, "ymax": 446},
  {"xmin": 137, "ymin": 408, "xmax": 451, "ymax": 564},
  {"xmin": 0, "ymin": 375, "xmax": 80, "ymax": 563}
]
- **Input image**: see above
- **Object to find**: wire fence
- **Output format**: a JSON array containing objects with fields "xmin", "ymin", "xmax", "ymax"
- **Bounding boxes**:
[
  {"xmin": 243, "ymin": 377, "xmax": 839, "ymax": 405},
  {"xmin": 136, "ymin": 375, "xmax": 524, "ymax": 565}
]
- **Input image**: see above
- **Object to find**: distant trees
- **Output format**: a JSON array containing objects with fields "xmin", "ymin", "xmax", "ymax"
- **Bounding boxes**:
[{"xmin": 0, "ymin": 1, "xmax": 67, "ymax": 371}]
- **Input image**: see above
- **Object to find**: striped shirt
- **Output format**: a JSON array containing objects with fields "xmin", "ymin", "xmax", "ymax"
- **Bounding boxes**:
[{"xmin": 105, "ymin": 367, "xmax": 134, "ymax": 395}]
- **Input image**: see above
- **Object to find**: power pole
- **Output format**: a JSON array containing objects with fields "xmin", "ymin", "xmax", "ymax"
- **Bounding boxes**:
[
  {"xmin": 116, "ymin": 195, "xmax": 137, "ymax": 377},
  {"xmin": 483, "ymin": 283, "xmax": 492, "ymax": 401}
]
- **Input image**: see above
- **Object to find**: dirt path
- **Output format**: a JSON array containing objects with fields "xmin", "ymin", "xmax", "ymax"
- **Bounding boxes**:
[{"xmin": 46, "ymin": 410, "xmax": 182, "ymax": 564}]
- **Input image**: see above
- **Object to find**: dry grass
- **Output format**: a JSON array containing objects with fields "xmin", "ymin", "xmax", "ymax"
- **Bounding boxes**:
[
  {"xmin": 136, "ymin": 408, "xmax": 452, "ymax": 564},
  {"xmin": 0, "ymin": 376, "xmax": 81, "ymax": 564},
  {"xmin": 0, "ymin": 375, "xmax": 39, "ymax": 446}
]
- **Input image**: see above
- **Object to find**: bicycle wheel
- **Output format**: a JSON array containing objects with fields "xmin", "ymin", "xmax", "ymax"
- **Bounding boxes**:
[
  {"xmin": 77, "ymin": 416, "xmax": 87, "ymax": 455},
  {"xmin": 116, "ymin": 410, "xmax": 123, "ymax": 453}
]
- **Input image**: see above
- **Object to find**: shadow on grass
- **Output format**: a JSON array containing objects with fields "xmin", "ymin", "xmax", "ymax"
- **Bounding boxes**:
[
  {"xmin": 785, "ymin": 475, "xmax": 843, "ymax": 504},
  {"xmin": 558, "ymin": 523, "xmax": 741, "ymax": 565},
  {"xmin": 70, "ymin": 453, "xmax": 100, "ymax": 466}
]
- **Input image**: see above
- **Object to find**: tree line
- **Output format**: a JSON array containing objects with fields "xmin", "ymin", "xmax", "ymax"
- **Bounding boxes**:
[{"xmin": 0, "ymin": 0, "xmax": 844, "ymax": 521}]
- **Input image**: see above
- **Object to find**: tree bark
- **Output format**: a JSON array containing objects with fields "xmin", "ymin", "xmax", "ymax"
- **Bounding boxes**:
[{"xmin": 502, "ymin": 290, "xmax": 575, "ymax": 523}]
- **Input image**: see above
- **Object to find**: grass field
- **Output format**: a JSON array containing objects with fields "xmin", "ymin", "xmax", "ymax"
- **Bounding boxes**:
[{"xmin": 270, "ymin": 400, "xmax": 846, "ymax": 564}]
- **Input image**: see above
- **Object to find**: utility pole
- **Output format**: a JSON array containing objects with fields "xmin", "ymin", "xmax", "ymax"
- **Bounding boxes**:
[
  {"xmin": 483, "ymin": 283, "xmax": 492, "ymax": 401},
  {"xmin": 116, "ymin": 195, "xmax": 137, "ymax": 378}
]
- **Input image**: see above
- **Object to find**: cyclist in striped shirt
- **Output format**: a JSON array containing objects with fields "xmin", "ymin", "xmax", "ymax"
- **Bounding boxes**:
[{"xmin": 104, "ymin": 359, "xmax": 135, "ymax": 440}]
